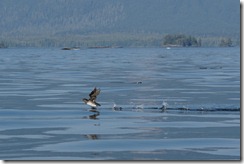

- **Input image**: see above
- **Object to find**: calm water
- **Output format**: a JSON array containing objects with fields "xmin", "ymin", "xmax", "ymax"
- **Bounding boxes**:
[{"xmin": 0, "ymin": 47, "xmax": 240, "ymax": 160}]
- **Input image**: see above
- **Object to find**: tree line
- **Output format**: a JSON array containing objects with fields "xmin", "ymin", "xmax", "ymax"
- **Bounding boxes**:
[
  {"xmin": 163, "ymin": 34, "xmax": 200, "ymax": 47},
  {"xmin": 0, "ymin": 34, "xmax": 237, "ymax": 48}
]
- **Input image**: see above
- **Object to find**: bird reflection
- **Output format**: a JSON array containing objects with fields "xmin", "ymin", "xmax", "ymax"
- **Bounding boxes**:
[
  {"xmin": 89, "ymin": 108, "xmax": 100, "ymax": 113},
  {"xmin": 88, "ymin": 111, "xmax": 100, "ymax": 120}
]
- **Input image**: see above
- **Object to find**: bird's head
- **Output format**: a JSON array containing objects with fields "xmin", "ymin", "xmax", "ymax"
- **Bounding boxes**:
[{"xmin": 82, "ymin": 98, "xmax": 88, "ymax": 103}]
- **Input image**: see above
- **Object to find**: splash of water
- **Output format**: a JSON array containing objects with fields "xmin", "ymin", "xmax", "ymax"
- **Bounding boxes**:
[
  {"xmin": 112, "ymin": 103, "xmax": 122, "ymax": 111},
  {"xmin": 160, "ymin": 100, "xmax": 168, "ymax": 111}
]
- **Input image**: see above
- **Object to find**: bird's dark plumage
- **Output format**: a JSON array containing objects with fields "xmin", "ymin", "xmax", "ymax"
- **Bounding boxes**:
[
  {"xmin": 89, "ymin": 87, "xmax": 100, "ymax": 101},
  {"xmin": 83, "ymin": 87, "xmax": 101, "ymax": 108}
]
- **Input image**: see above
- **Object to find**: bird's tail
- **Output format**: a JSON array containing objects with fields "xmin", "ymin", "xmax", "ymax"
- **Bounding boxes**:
[{"xmin": 95, "ymin": 102, "xmax": 101, "ymax": 106}]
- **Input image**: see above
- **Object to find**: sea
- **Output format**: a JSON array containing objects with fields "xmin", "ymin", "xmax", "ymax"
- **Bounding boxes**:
[{"xmin": 0, "ymin": 47, "xmax": 240, "ymax": 160}]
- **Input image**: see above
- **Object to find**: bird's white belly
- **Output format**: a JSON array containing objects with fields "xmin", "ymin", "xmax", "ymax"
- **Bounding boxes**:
[{"xmin": 87, "ymin": 101, "xmax": 97, "ymax": 107}]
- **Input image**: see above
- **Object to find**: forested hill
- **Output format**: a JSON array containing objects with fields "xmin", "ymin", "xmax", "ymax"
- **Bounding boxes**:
[{"xmin": 0, "ymin": 0, "xmax": 240, "ymax": 47}]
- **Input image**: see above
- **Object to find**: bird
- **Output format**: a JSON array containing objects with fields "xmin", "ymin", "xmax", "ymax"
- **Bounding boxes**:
[{"xmin": 82, "ymin": 87, "xmax": 101, "ymax": 108}]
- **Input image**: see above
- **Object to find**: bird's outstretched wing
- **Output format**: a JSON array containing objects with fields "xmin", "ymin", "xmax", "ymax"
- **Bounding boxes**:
[{"xmin": 89, "ymin": 87, "xmax": 100, "ymax": 101}]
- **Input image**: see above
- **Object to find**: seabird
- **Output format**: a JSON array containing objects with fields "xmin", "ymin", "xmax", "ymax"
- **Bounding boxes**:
[{"xmin": 82, "ymin": 87, "xmax": 101, "ymax": 108}]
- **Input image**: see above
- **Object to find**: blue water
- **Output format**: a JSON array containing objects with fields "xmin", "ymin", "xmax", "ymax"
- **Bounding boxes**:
[{"xmin": 0, "ymin": 47, "xmax": 240, "ymax": 160}]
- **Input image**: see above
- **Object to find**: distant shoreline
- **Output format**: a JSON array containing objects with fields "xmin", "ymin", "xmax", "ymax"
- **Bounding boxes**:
[{"xmin": 0, "ymin": 34, "xmax": 240, "ymax": 48}]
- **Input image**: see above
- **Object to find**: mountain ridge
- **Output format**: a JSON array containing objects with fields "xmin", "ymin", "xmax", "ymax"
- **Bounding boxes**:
[{"xmin": 0, "ymin": 0, "xmax": 240, "ymax": 47}]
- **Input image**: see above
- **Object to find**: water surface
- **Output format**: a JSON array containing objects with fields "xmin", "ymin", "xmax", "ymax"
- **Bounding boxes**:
[{"xmin": 0, "ymin": 47, "xmax": 240, "ymax": 160}]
